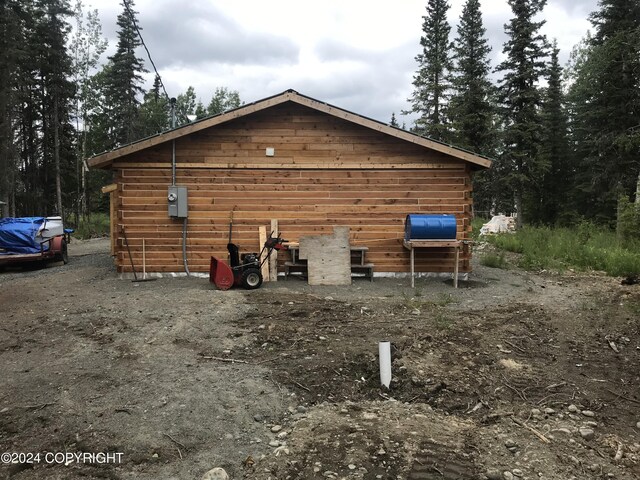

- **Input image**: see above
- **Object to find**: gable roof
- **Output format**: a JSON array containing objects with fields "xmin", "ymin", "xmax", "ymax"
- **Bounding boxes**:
[{"xmin": 88, "ymin": 89, "xmax": 492, "ymax": 169}]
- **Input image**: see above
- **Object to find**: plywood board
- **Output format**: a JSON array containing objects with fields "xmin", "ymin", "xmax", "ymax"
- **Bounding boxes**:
[{"xmin": 299, "ymin": 227, "xmax": 351, "ymax": 286}]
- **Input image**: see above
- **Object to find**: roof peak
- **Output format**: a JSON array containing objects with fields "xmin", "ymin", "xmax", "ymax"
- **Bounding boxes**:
[{"xmin": 88, "ymin": 90, "xmax": 492, "ymax": 169}]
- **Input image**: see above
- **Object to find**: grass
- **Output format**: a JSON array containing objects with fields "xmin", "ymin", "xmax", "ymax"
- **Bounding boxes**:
[
  {"xmin": 470, "ymin": 217, "xmax": 486, "ymax": 240},
  {"xmin": 401, "ymin": 291, "xmax": 454, "ymax": 310},
  {"xmin": 432, "ymin": 311, "xmax": 454, "ymax": 329},
  {"xmin": 480, "ymin": 252, "xmax": 508, "ymax": 269},
  {"xmin": 72, "ymin": 213, "xmax": 110, "ymax": 240},
  {"xmin": 399, "ymin": 292, "xmax": 455, "ymax": 329},
  {"xmin": 625, "ymin": 300, "xmax": 640, "ymax": 316},
  {"xmin": 482, "ymin": 223, "xmax": 640, "ymax": 277}
]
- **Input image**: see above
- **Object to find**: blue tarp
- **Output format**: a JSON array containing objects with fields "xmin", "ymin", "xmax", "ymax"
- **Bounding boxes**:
[{"xmin": 0, "ymin": 217, "xmax": 48, "ymax": 255}]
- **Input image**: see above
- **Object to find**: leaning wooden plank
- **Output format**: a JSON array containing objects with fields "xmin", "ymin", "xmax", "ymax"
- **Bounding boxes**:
[
  {"xmin": 259, "ymin": 226, "xmax": 269, "ymax": 281},
  {"xmin": 270, "ymin": 219, "xmax": 278, "ymax": 281}
]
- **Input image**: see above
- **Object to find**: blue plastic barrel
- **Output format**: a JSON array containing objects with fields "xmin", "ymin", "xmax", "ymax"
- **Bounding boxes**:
[{"xmin": 404, "ymin": 214, "xmax": 457, "ymax": 240}]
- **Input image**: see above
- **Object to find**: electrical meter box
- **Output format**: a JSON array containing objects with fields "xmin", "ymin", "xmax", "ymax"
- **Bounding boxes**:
[{"xmin": 168, "ymin": 186, "xmax": 188, "ymax": 218}]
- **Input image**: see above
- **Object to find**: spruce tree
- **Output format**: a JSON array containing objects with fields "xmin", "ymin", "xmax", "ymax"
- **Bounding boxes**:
[
  {"xmin": 407, "ymin": 0, "xmax": 452, "ymax": 141},
  {"xmin": 448, "ymin": 0, "xmax": 493, "ymax": 154},
  {"xmin": 103, "ymin": 0, "xmax": 146, "ymax": 147},
  {"xmin": 494, "ymin": 0, "xmax": 549, "ymax": 226},
  {"xmin": 139, "ymin": 74, "xmax": 169, "ymax": 135},
  {"xmin": 390, "ymin": 113, "xmax": 399, "ymax": 128},
  {"xmin": 194, "ymin": 101, "xmax": 207, "ymax": 119},
  {"xmin": 568, "ymin": 0, "xmax": 640, "ymax": 221},
  {"xmin": 0, "ymin": 0, "xmax": 27, "ymax": 215},
  {"xmin": 448, "ymin": 0, "xmax": 495, "ymax": 216},
  {"xmin": 538, "ymin": 42, "xmax": 569, "ymax": 224},
  {"xmin": 34, "ymin": 0, "xmax": 75, "ymax": 219},
  {"xmin": 14, "ymin": 0, "xmax": 42, "ymax": 215}
]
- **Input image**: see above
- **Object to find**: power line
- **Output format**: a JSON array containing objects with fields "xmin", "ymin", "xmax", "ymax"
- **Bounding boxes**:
[{"xmin": 122, "ymin": 0, "xmax": 169, "ymax": 100}]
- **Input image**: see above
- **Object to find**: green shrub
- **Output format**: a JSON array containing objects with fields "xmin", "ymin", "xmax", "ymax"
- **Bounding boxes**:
[
  {"xmin": 480, "ymin": 252, "xmax": 508, "ymax": 269},
  {"xmin": 488, "ymin": 233, "xmax": 524, "ymax": 253},
  {"xmin": 617, "ymin": 197, "xmax": 640, "ymax": 247},
  {"xmin": 470, "ymin": 217, "xmax": 488, "ymax": 240}
]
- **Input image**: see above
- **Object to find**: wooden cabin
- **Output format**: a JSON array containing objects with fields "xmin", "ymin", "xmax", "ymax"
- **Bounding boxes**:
[{"xmin": 88, "ymin": 90, "xmax": 491, "ymax": 276}]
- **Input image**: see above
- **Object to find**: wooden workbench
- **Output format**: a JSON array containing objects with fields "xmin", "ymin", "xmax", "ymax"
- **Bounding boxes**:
[{"xmin": 403, "ymin": 239, "xmax": 462, "ymax": 288}]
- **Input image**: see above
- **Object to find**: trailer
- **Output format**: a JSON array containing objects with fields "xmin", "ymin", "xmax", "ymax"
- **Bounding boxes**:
[{"xmin": 0, "ymin": 217, "xmax": 72, "ymax": 268}]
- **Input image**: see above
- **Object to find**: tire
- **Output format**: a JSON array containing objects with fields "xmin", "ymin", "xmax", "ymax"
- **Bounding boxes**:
[
  {"xmin": 61, "ymin": 241, "xmax": 68, "ymax": 264},
  {"xmin": 241, "ymin": 268, "xmax": 263, "ymax": 290},
  {"xmin": 54, "ymin": 239, "xmax": 68, "ymax": 264}
]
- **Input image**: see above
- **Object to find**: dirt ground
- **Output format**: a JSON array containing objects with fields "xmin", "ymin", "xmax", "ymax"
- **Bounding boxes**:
[{"xmin": 0, "ymin": 238, "xmax": 638, "ymax": 480}]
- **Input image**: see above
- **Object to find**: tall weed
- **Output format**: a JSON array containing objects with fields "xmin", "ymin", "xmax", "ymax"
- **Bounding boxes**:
[{"xmin": 484, "ymin": 224, "xmax": 640, "ymax": 276}]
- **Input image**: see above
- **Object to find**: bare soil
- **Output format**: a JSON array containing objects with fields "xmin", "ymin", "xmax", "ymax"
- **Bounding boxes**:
[{"xmin": 0, "ymin": 238, "xmax": 638, "ymax": 480}]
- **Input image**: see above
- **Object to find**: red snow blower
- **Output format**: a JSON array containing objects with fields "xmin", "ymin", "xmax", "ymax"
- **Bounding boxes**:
[{"xmin": 209, "ymin": 233, "xmax": 287, "ymax": 290}]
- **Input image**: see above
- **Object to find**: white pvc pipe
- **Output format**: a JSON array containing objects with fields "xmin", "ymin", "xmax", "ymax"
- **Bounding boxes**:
[{"xmin": 379, "ymin": 341, "xmax": 391, "ymax": 388}]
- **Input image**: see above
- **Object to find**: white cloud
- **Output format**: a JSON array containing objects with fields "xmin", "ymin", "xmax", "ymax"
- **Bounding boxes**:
[{"xmin": 88, "ymin": 0, "xmax": 596, "ymax": 124}]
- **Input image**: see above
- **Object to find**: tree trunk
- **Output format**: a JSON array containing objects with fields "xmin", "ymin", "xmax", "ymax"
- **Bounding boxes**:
[
  {"xmin": 76, "ymin": 124, "xmax": 81, "ymax": 224},
  {"xmin": 514, "ymin": 192, "xmax": 523, "ymax": 229},
  {"xmin": 81, "ymin": 128, "xmax": 88, "ymax": 219},
  {"xmin": 54, "ymin": 95, "xmax": 63, "ymax": 222},
  {"xmin": 635, "ymin": 169, "xmax": 640, "ymax": 207},
  {"xmin": 10, "ymin": 176, "xmax": 15, "ymax": 217}
]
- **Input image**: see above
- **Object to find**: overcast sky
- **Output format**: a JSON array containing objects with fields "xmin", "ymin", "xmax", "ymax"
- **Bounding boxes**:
[{"xmin": 88, "ymin": 0, "xmax": 599, "ymax": 124}]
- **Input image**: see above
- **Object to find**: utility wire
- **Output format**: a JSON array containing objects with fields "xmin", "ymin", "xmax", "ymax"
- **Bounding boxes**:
[
  {"xmin": 122, "ymin": 0, "xmax": 169, "ymax": 100},
  {"xmin": 122, "ymin": 0, "xmax": 194, "ymax": 127}
]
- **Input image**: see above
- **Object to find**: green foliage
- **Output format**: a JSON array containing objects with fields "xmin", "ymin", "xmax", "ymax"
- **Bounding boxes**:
[
  {"xmin": 449, "ymin": 0, "xmax": 495, "ymax": 155},
  {"xmin": 101, "ymin": 0, "xmax": 147, "ymax": 148},
  {"xmin": 432, "ymin": 311, "xmax": 454, "ymax": 329},
  {"xmin": 617, "ymin": 197, "xmax": 640, "ymax": 246},
  {"xmin": 470, "ymin": 216, "xmax": 487, "ymax": 240},
  {"xmin": 480, "ymin": 252, "xmax": 508, "ymax": 269},
  {"xmin": 207, "ymin": 87, "xmax": 241, "ymax": 116},
  {"xmin": 70, "ymin": 0, "xmax": 108, "ymax": 221},
  {"xmin": 175, "ymin": 86, "xmax": 197, "ymax": 124},
  {"xmin": 139, "ymin": 74, "xmax": 169, "ymax": 136},
  {"xmin": 139, "ymin": 84, "xmax": 242, "ymax": 134},
  {"xmin": 494, "ymin": 0, "xmax": 549, "ymax": 223},
  {"xmin": 73, "ymin": 212, "xmax": 110, "ymax": 239},
  {"xmin": 566, "ymin": 0, "xmax": 640, "ymax": 221},
  {"xmin": 536, "ymin": 43, "xmax": 570, "ymax": 225},
  {"xmin": 449, "ymin": 0, "xmax": 496, "ymax": 214},
  {"xmin": 0, "ymin": 0, "xmax": 77, "ymax": 220},
  {"xmin": 432, "ymin": 293, "xmax": 455, "ymax": 307},
  {"xmin": 407, "ymin": 0, "xmax": 453, "ymax": 141},
  {"xmin": 485, "ymin": 224, "xmax": 640, "ymax": 276}
]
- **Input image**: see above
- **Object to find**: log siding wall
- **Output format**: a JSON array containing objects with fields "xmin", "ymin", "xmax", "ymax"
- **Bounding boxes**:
[{"xmin": 112, "ymin": 103, "xmax": 474, "ymax": 274}]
